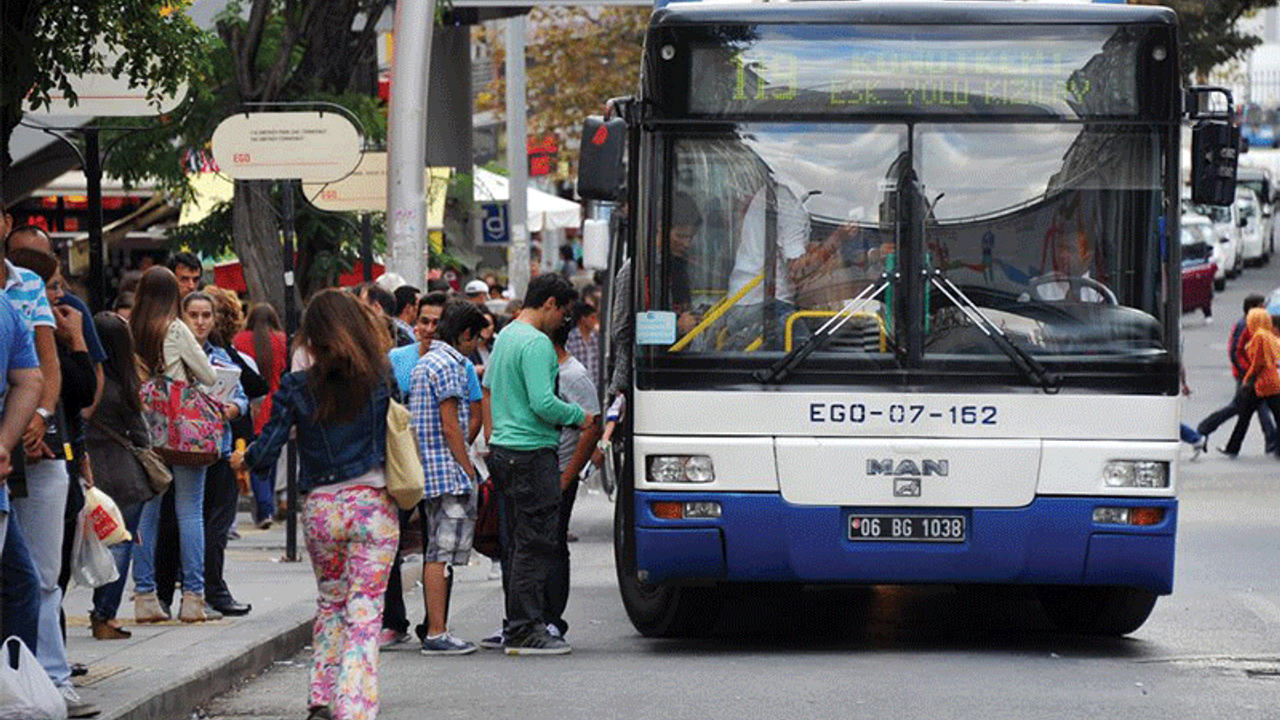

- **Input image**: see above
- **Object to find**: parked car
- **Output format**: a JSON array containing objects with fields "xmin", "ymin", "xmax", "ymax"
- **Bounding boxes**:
[
  {"xmin": 1237, "ymin": 165, "xmax": 1275, "ymax": 260},
  {"xmin": 1183, "ymin": 213, "xmax": 1228, "ymax": 291},
  {"xmin": 1181, "ymin": 221, "xmax": 1215, "ymax": 318},
  {"xmin": 1185, "ymin": 199, "xmax": 1242, "ymax": 279},
  {"xmin": 1236, "ymin": 187, "xmax": 1267, "ymax": 266}
]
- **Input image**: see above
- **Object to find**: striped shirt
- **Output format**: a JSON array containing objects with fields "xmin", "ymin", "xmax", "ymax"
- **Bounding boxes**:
[
  {"xmin": 3, "ymin": 259, "xmax": 54, "ymax": 332},
  {"xmin": 409, "ymin": 342, "xmax": 473, "ymax": 498}
]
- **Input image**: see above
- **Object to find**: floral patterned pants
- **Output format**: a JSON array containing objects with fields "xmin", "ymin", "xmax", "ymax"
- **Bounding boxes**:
[{"xmin": 303, "ymin": 485, "xmax": 399, "ymax": 720}]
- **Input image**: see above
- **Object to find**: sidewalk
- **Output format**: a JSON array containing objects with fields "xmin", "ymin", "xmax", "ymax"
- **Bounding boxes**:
[{"xmin": 61, "ymin": 512, "xmax": 318, "ymax": 720}]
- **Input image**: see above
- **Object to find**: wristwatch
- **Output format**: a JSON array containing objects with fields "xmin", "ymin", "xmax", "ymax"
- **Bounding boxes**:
[{"xmin": 35, "ymin": 407, "xmax": 53, "ymax": 423}]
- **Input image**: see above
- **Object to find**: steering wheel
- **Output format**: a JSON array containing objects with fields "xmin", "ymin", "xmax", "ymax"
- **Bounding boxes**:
[{"xmin": 1024, "ymin": 273, "xmax": 1118, "ymax": 305}]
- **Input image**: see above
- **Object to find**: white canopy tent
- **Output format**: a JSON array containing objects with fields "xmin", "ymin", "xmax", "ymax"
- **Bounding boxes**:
[{"xmin": 473, "ymin": 166, "xmax": 581, "ymax": 233}]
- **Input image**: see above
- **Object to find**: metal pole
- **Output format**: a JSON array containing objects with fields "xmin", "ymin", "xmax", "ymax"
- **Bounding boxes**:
[
  {"xmin": 386, "ymin": 1, "xmax": 435, "ymax": 288},
  {"xmin": 506, "ymin": 13, "xmax": 530, "ymax": 299},
  {"xmin": 361, "ymin": 213, "xmax": 374, "ymax": 283},
  {"xmin": 281, "ymin": 180, "xmax": 300, "ymax": 562},
  {"xmin": 84, "ymin": 128, "xmax": 106, "ymax": 311}
]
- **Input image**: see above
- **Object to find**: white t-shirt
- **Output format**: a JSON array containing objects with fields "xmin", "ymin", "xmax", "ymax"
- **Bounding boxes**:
[{"xmin": 728, "ymin": 182, "xmax": 811, "ymax": 305}]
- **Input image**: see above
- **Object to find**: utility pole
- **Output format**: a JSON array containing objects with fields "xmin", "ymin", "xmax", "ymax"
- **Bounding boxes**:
[
  {"xmin": 506, "ymin": 13, "xmax": 531, "ymax": 299},
  {"xmin": 386, "ymin": 0, "xmax": 436, "ymax": 287}
]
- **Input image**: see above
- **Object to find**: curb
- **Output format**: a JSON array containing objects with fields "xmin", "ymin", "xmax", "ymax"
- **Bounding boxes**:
[{"xmin": 104, "ymin": 607, "xmax": 314, "ymax": 720}]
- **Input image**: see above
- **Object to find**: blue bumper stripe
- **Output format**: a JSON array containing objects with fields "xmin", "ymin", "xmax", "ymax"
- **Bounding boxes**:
[{"xmin": 633, "ymin": 493, "xmax": 1175, "ymax": 593}]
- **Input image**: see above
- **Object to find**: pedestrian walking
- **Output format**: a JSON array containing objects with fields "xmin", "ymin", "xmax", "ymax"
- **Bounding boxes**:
[
  {"xmin": 1220, "ymin": 307, "xmax": 1280, "ymax": 458},
  {"xmin": 482, "ymin": 273, "xmax": 593, "ymax": 655},
  {"xmin": 1197, "ymin": 293, "xmax": 1277, "ymax": 450},
  {"xmin": 234, "ymin": 289, "xmax": 399, "ymax": 720},
  {"xmin": 233, "ymin": 303, "xmax": 287, "ymax": 528}
]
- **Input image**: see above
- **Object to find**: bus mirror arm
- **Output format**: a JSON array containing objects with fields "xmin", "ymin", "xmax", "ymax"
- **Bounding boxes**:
[
  {"xmin": 929, "ymin": 272, "xmax": 1060, "ymax": 394},
  {"xmin": 755, "ymin": 274, "xmax": 892, "ymax": 384}
]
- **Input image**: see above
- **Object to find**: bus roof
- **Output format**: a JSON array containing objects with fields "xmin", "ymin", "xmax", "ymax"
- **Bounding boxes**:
[{"xmin": 651, "ymin": 1, "xmax": 1177, "ymax": 28}]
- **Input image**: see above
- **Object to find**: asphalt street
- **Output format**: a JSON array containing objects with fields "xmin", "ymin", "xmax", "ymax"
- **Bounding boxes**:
[{"xmin": 203, "ymin": 261, "xmax": 1280, "ymax": 720}]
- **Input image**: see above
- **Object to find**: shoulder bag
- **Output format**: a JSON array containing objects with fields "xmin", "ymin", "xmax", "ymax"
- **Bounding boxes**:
[
  {"xmin": 139, "ymin": 372, "xmax": 223, "ymax": 467},
  {"xmin": 88, "ymin": 417, "xmax": 172, "ymax": 495},
  {"xmin": 384, "ymin": 397, "xmax": 425, "ymax": 510}
]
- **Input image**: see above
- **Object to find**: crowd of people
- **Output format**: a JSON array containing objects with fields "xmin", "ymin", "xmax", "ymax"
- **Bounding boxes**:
[{"xmin": 0, "ymin": 201, "xmax": 605, "ymax": 720}]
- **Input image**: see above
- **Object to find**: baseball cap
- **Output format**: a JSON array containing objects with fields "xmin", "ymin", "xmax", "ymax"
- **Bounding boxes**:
[{"xmin": 465, "ymin": 279, "xmax": 489, "ymax": 295}]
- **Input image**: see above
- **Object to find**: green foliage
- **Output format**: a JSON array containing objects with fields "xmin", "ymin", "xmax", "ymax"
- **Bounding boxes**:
[{"xmin": 1136, "ymin": 1, "xmax": 1278, "ymax": 82}]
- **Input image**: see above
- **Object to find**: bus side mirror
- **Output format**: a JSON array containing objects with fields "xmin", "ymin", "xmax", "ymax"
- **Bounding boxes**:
[
  {"xmin": 577, "ymin": 116, "xmax": 627, "ymax": 202},
  {"xmin": 1191, "ymin": 120, "xmax": 1238, "ymax": 206}
]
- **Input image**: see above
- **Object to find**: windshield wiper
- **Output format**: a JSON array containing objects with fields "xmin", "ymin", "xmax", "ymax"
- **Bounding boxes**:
[
  {"xmin": 755, "ymin": 274, "xmax": 893, "ymax": 384},
  {"xmin": 928, "ymin": 270, "xmax": 1060, "ymax": 394}
]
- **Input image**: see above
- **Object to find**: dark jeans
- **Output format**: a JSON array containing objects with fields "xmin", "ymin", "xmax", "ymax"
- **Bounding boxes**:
[
  {"xmin": 155, "ymin": 487, "xmax": 180, "ymax": 608},
  {"xmin": 1225, "ymin": 390, "xmax": 1280, "ymax": 455},
  {"xmin": 250, "ymin": 463, "xmax": 275, "ymax": 523},
  {"xmin": 1, "ymin": 514, "xmax": 41, "ymax": 652},
  {"xmin": 489, "ymin": 445, "xmax": 560, "ymax": 640},
  {"xmin": 381, "ymin": 508, "xmax": 413, "ymax": 634},
  {"xmin": 203, "ymin": 458, "xmax": 239, "ymax": 606},
  {"xmin": 91, "ymin": 502, "xmax": 143, "ymax": 621},
  {"xmin": 545, "ymin": 475, "xmax": 578, "ymax": 636},
  {"xmin": 1199, "ymin": 382, "xmax": 1277, "ymax": 452}
]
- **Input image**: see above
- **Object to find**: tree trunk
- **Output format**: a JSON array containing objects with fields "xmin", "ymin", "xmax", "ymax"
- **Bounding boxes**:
[{"xmin": 233, "ymin": 179, "xmax": 286, "ymax": 315}]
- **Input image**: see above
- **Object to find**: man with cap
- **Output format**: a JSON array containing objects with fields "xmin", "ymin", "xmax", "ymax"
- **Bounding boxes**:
[{"xmin": 465, "ymin": 279, "xmax": 490, "ymax": 308}]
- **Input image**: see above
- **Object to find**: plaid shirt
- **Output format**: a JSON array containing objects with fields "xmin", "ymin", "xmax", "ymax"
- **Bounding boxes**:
[
  {"xmin": 409, "ymin": 342, "xmax": 473, "ymax": 497},
  {"xmin": 564, "ymin": 325, "xmax": 599, "ymax": 383}
]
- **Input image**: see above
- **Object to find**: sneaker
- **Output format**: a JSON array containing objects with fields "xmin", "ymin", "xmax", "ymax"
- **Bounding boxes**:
[
  {"xmin": 479, "ymin": 628, "xmax": 506, "ymax": 650},
  {"xmin": 378, "ymin": 628, "xmax": 412, "ymax": 649},
  {"xmin": 545, "ymin": 623, "xmax": 563, "ymax": 639},
  {"xmin": 420, "ymin": 632, "xmax": 478, "ymax": 655},
  {"xmin": 1190, "ymin": 437, "xmax": 1208, "ymax": 460},
  {"xmin": 504, "ymin": 629, "xmax": 571, "ymax": 656},
  {"xmin": 1217, "ymin": 446, "xmax": 1239, "ymax": 459},
  {"xmin": 59, "ymin": 684, "xmax": 100, "ymax": 718}
]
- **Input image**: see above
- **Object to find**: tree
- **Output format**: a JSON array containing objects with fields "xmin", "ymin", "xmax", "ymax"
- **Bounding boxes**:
[
  {"xmin": 1134, "ymin": 1, "xmax": 1279, "ymax": 83},
  {"xmin": 0, "ymin": 0, "xmax": 205, "ymax": 174},
  {"xmin": 475, "ymin": 7, "xmax": 648, "ymax": 183}
]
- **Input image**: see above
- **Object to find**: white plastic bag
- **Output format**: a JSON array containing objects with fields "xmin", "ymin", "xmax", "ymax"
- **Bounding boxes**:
[
  {"xmin": 82, "ymin": 486, "xmax": 130, "ymax": 545},
  {"xmin": 0, "ymin": 636, "xmax": 67, "ymax": 720},
  {"xmin": 71, "ymin": 507, "xmax": 119, "ymax": 589}
]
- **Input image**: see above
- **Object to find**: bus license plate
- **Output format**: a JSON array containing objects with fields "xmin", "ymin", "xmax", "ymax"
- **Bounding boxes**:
[{"xmin": 847, "ymin": 515, "xmax": 966, "ymax": 543}]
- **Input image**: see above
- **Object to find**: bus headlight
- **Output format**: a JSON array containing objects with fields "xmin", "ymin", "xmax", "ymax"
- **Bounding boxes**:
[
  {"xmin": 647, "ymin": 455, "xmax": 715, "ymax": 483},
  {"xmin": 1102, "ymin": 461, "xmax": 1168, "ymax": 488}
]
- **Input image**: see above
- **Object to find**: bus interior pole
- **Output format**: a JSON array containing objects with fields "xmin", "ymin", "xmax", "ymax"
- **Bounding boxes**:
[
  {"xmin": 386, "ymin": 0, "xmax": 434, "ymax": 288},
  {"xmin": 281, "ymin": 179, "xmax": 299, "ymax": 562},
  {"xmin": 506, "ymin": 14, "xmax": 530, "ymax": 298}
]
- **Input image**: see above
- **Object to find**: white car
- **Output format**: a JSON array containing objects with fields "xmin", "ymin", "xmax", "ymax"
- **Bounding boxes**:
[
  {"xmin": 1185, "ymin": 200, "xmax": 1242, "ymax": 279},
  {"xmin": 1237, "ymin": 165, "xmax": 1275, "ymax": 260},
  {"xmin": 1182, "ymin": 213, "xmax": 1228, "ymax": 290},
  {"xmin": 1236, "ymin": 187, "xmax": 1267, "ymax": 266}
]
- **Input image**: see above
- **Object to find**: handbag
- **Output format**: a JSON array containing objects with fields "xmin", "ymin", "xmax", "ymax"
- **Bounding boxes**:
[
  {"xmin": 384, "ymin": 397, "xmax": 425, "ymax": 510},
  {"xmin": 140, "ymin": 374, "xmax": 223, "ymax": 467},
  {"xmin": 89, "ymin": 417, "xmax": 173, "ymax": 494}
]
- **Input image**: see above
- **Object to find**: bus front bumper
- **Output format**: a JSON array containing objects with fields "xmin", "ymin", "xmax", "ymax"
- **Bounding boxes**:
[{"xmin": 632, "ymin": 492, "xmax": 1175, "ymax": 594}]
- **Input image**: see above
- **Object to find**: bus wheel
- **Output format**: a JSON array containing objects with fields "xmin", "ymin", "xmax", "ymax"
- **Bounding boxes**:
[
  {"xmin": 1036, "ymin": 586, "xmax": 1158, "ymax": 637},
  {"xmin": 614, "ymin": 501, "xmax": 724, "ymax": 637}
]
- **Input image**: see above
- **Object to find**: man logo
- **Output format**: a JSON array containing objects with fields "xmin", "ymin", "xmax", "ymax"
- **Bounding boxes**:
[
  {"xmin": 894, "ymin": 478, "xmax": 921, "ymax": 497},
  {"xmin": 866, "ymin": 459, "xmax": 949, "ymax": 477}
]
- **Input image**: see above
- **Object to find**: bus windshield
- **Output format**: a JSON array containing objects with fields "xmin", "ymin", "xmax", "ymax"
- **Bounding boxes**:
[{"xmin": 653, "ymin": 121, "xmax": 1167, "ymax": 362}]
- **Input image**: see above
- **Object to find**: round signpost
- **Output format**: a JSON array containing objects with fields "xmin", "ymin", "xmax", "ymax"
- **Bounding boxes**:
[{"xmin": 211, "ymin": 108, "xmax": 362, "ymax": 562}]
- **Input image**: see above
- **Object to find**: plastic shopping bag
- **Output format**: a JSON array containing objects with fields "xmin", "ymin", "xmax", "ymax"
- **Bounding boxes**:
[
  {"xmin": 82, "ymin": 486, "xmax": 130, "ymax": 545},
  {"xmin": 70, "ymin": 506, "xmax": 120, "ymax": 589},
  {"xmin": 0, "ymin": 636, "xmax": 67, "ymax": 720}
]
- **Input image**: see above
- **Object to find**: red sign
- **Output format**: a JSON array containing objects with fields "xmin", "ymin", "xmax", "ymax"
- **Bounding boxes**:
[{"xmin": 527, "ymin": 134, "xmax": 558, "ymax": 177}]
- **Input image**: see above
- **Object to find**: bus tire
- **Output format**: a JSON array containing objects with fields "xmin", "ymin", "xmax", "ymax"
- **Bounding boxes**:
[
  {"xmin": 614, "ymin": 500, "xmax": 724, "ymax": 637},
  {"xmin": 1036, "ymin": 586, "xmax": 1158, "ymax": 637}
]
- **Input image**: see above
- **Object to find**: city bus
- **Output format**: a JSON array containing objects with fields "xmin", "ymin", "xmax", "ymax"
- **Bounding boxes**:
[{"xmin": 577, "ymin": 0, "xmax": 1238, "ymax": 638}]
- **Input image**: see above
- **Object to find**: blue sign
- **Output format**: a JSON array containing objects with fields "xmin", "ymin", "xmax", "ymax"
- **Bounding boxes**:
[{"xmin": 481, "ymin": 202, "xmax": 509, "ymax": 245}]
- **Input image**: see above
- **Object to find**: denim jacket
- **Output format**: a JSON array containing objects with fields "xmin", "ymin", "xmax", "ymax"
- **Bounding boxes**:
[{"xmin": 243, "ymin": 371, "xmax": 389, "ymax": 492}]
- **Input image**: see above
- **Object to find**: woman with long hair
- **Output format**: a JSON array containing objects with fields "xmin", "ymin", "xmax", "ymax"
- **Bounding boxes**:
[
  {"xmin": 233, "ymin": 302, "xmax": 287, "ymax": 526},
  {"xmin": 85, "ymin": 311, "xmax": 154, "ymax": 639},
  {"xmin": 233, "ymin": 290, "xmax": 397, "ymax": 720},
  {"xmin": 129, "ymin": 266, "xmax": 219, "ymax": 623}
]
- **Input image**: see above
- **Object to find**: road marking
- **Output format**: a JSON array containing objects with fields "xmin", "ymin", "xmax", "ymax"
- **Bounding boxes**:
[{"xmin": 1235, "ymin": 592, "xmax": 1280, "ymax": 626}]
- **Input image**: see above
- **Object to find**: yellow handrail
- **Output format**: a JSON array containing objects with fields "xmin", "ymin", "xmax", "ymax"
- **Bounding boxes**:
[
  {"xmin": 784, "ymin": 310, "xmax": 886, "ymax": 352},
  {"xmin": 668, "ymin": 274, "xmax": 764, "ymax": 352}
]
